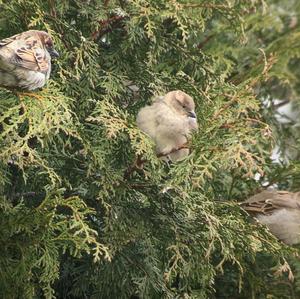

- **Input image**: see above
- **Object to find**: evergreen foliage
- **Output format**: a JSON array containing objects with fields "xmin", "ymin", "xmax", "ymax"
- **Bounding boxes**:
[{"xmin": 0, "ymin": 0, "xmax": 300, "ymax": 298}]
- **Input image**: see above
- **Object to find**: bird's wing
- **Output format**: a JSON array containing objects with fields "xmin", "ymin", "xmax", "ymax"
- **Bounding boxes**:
[
  {"xmin": 257, "ymin": 209, "xmax": 300, "ymax": 245},
  {"xmin": 137, "ymin": 105, "xmax": 158, "ymax": 138},
  {"xmin": 241, "ymin": 190, "xmax": 300, "ymax": 214},
  {"xmin": 0, "ymin": 34, "xmax": 50, "ymax": 72},
  {"xmin": 0, "ymin": 32, "xmax": 22, "ymax": 47},
  {"xmin": 268, "ymin": 191, "xmax": 300, "ymax": 209}
]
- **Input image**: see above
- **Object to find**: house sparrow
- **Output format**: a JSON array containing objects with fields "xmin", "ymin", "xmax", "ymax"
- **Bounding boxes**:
[
  {"xmin": 241, "ymin": 190, "xmax": 300, "ymax": 245},
  {"xmin": 0, "ymin": 30, "xmax": 59, "ymax": 91},
  {"xmin": 137, "ymin": 90, "xmax": 198, "ymax": 162}
]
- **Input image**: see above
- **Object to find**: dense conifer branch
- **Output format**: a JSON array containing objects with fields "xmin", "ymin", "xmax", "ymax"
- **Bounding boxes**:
[{"xmin": 0, "ymin": 0, "xmax": 300, "ymax": 298}]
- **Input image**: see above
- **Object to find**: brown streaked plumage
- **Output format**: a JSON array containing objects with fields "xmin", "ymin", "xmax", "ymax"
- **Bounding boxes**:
[
  {"xmin": 136, "ymin": 90, "xmax": 198, "ymax": 162},
  {"xmin": 0, "ymin": 30, "xmax": 59, "ymax": 91},
  {"xmin": 241, "ymin": 190, "xmax": 300, "ymax": 245}
]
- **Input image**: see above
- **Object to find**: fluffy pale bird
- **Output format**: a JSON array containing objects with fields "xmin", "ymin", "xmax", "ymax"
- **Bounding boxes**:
[
  {"xmin": 137, "ymin": 90, "xmax": 198, "ymax": 161},
  {"xmin": 241, "ymin": 190, "xmax": 300, "ymax": 245},
  {"xmin": 0, "ymin": 30, "xmax": 59, "ymax": 91}
]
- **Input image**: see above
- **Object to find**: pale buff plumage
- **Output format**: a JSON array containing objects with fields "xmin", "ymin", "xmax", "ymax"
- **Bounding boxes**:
[
  {"xmin": 241, "ymin": 190, "xmax": 300, "ymax": 245},
  {"xmin": 0, "ymin": 30, "xmax": 59, "ymax": 90},
  {"xmin": 136, "ymin": 90, "xmax": 198, "ymax": 162}
]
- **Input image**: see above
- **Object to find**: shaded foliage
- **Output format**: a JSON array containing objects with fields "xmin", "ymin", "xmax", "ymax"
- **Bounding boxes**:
[{"xmin": 0, "ymin": 0, "xmax": 300, "ymax": 298}]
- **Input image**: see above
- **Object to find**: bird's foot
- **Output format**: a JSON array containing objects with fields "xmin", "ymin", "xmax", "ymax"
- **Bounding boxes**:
[{"xmin": 158, "ymin": 143, "xmax": 190, "ymax": 158}]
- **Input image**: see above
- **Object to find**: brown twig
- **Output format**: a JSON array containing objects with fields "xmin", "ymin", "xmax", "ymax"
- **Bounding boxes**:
[
  {"xmin": 197, "ymin": 34, "xmax": 214, "ymax": 49},
  {"xmin": 104, "ymin": 0, "xmax": 110, "ymax": 6},
  {"xmin": 212, "ymin": 95, "xmax": 238, "ymax": 119},
  {"xmin": 91, "ymin": 15, "xmax": 127, "ymax": 41},
  {"xmin": 124, "ymin": 144, "xmax": 190, "ymax": 179},
  {"xmin": 128, "ymin": 183, "xmax": 154, "ymax": 189},
  {"xmin": 123, "ymin": 154, "xmax": 146, "ymax": 179},
  {"xmin": 219, "ymin": 123, "xmax": 235, "ymax": 129},
  {"xmin": 183, "ymin": 3, "xmax": 231, "ymax": 9},
  {"xmin": 48, "ymin": 0, "xmax": 57, "ymax": 18}
]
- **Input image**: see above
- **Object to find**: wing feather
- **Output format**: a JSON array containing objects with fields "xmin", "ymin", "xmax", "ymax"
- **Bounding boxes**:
[
  {"xmin": 241, "ymin": 190, "xmax": 300, "ymax": 215},
  {"xmin": 0, "ymin": 33, "xmax": 21, "ymax": 47},
  {"xmin": 0, "ymin": 32, "xmax": 49, "ymax": 72},
  {"xmin": 14, "ymin": 39, "xmax": 49, "ymax": 72}
]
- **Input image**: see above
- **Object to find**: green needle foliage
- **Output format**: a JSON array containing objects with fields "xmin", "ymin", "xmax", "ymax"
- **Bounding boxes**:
[{"xmin": 0, "ymin": 0, "xmax": 300, "ymax": 298}]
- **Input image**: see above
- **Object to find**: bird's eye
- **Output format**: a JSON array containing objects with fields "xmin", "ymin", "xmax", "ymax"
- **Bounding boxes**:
[
  {"xmin": 46, "ymin": 39, "xmax": 53, "ymax": 48},
  {"xmin": 182, "ymin": 105, "xmax": 186, "ymax": 108}
]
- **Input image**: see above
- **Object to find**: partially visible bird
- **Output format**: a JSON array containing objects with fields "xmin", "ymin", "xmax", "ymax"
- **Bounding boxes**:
[
  {"xmin": 0, "ymin": 30, "xmax": 59, "ymax": 91},
  {"xmin": 241, "ymin": 190, "xmax": 300, "ymax": 245},
  {"xmin": 137, "ymin": 90, "xmax": 198, "ymax": 162}
]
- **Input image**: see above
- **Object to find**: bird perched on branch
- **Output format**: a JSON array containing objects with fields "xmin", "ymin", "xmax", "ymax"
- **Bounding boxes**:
[
  {"xmin": 0, "ymin": 30, "xmax": 59, "ymax": 91},
  {"xmin": 241, "ymin": 190, "xmax": 300, "ymax": 245},
  {"xmin": 137, "ymin": 90, "xmax": 198, "ymax": 162}
]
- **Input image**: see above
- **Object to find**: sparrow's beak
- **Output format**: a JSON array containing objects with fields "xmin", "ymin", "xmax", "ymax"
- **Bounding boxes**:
[
  {"xmin": 49, "ymin": 48, "xmax": 60, "ymax": 58},
  {"xmin": 188, "ymin": 111, "xmax": 197, "ymax": 118}
]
